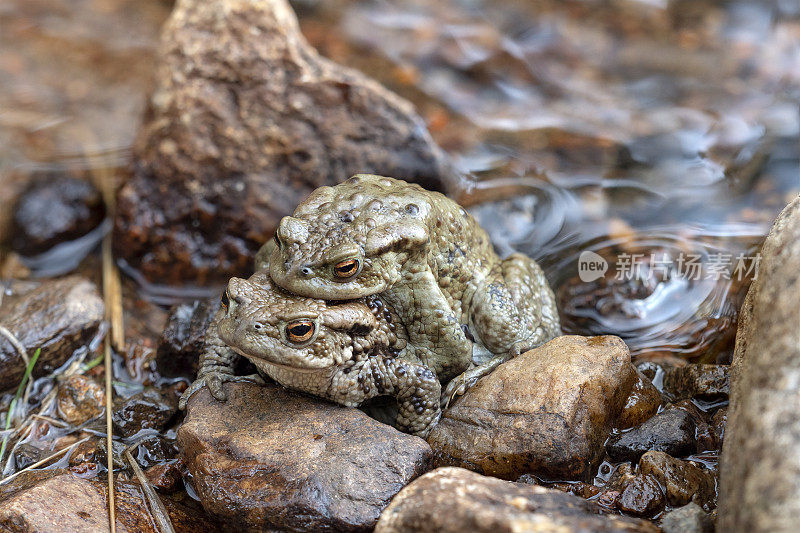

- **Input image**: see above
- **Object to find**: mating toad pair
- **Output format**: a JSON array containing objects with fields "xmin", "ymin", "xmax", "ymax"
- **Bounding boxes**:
[{"xmin": 180, "ymin": 175, "xmax": 561, "ymax": 436}]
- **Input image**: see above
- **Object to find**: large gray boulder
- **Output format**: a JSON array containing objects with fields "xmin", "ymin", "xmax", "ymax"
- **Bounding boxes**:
[{"xmin": 718, "ymin": 194, "xmax": 800, "ymax": 532}]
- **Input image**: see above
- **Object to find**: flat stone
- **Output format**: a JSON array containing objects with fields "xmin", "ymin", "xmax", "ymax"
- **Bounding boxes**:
[
  {"xmin": 0, "ymin": 469, "xmax": 219, "ymax": 533},
  {"xmin": 114, "ymin": 0, "xmax": 461, "ymax": 285},
  {"xmin": 607, "ymin": 407, "xmax": 696, "ymax": 462},
  {"xmin": 719, "ymin": 194, "xmax": 800, "ymax": 532},
  {"xmin": 0, "ymin": 276, "xmax": 104, "ymax": 391},
  {"xmin": 374, "ymin": 467, "xmax": 659, "ymax": 533},
  {"xmin": 178, "ymin": 382, "xmax": 432, "ymax": 531},
  {"xmin": 428, "ymin": 335, "xmax": 637, "ymax": 481}
]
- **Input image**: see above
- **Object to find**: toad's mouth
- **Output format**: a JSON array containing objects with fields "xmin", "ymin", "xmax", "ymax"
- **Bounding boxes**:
[{"xmin": 230, "ymin": 346, "xmax": 333, "ymax": 372}]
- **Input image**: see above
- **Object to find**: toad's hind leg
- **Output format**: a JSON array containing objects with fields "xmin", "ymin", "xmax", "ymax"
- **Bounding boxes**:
[{"xmin": 442, "ymin": 254, "xmax": 561, "ymax": 407}]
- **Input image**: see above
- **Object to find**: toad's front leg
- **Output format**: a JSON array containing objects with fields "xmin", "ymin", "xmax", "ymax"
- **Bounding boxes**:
[
  {"xmin": 179, "ymin": 311, "xmax": 264, "ymax": 409},
  {"xmin": 332, "ymin": 356, "xmax": 441, "ymax": 438}
]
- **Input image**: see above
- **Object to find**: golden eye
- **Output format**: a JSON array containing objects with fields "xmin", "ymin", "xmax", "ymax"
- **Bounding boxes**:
[
  {"xmin": 221, "ymin": 290, "xmax": 230, "ymax": 309},
  {"xmin": 333, "ymin": 259, "xmax": 360, "ymax": 279},
  {"xmin": 286, "ymin": 320, "xmax": 315, "ymax": 343}
]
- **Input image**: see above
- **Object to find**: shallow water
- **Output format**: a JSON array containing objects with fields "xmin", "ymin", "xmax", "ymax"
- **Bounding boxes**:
[
  {"xmin": 3, "ymin": 0, "xmax": 798, "ymax": 363},
  {"xmin": 0, "ymin": 0, "xmax": 798, "ymax": 516}
]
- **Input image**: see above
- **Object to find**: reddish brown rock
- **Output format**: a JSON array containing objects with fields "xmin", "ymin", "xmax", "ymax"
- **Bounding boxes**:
[
  {"xmin": 616, "ymin": 370, "xmax": 663, "ymax": 429},
  {"xmin": 617, "ymin": 474, "xmax": 665, "ymax": 517},
  {"xmin": 639, "ymin": 451, "xmax": 715, "ymax": 508},
  {"xmin": 428, "ymin": 335, "xmax": 637, "ymax": 481},
  {"xmin": 0, "ymin": 469, "xmax": 219, "ymax": 533},
  {"xmin": 114, "ymin": 0, "xmax": 461, "ymax": 285},
  {"xmin": 178, "ymin": 382, "xmax": 432, "ymax": 532},
  {"xmin": 56, "ymin": 375, "xmax": 105, "ymax": 425},
  {"xmin": 662, "ymin": 364, "xmax": 729, "ymax": 400},
  {"xmin": 0, "ymin": 277, "xmax": 104, "ymax": 391},
  {"xmin": 375, "ymin": 467, "xmax": 659, "ymax": 533}
]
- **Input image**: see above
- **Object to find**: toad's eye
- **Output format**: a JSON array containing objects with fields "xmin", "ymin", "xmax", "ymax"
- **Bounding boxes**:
[
  {"xmin": 221, "ymin": 290, "xmax": 230, "ymax": 309},
  {"xmin": 286, "ymin": 320, "xmax": 315, "ymax": 343},
  {"xmin": 333, "ymin": 259, "xmax": 360, "ymax": 279}
]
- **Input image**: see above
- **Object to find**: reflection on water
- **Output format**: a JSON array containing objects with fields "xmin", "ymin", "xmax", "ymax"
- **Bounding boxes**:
[{"xmin": 2, "ymin": 0, "xmax": 799, "ymax": 362}]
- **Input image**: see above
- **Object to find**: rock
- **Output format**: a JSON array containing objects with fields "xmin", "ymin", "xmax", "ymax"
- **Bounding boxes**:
[
  {"xmin": 0, "ymin": 469, "xmax": 220, "ymax": 533},
  {"xmin": 662, "ymin": 364, "xmax": 729, "ymax": 400},
  {"xmin": 711, "ymin": 408, "xmax": 726, "ymax": 445},
  {"xmin": 178, "ymin": 382, "xmax": 432, "ymax": 531},
  {"xmin": 56, "ymin": 375, "xmax": 105, "ymax": 425},
  {"xmin": 719, "ymin": 194, "xmax": 800, "ymax": 532},
  {"xmin": 639, "ymin": 451, "xmax": 715, "ymax": 508},
  {"xmin": 114, "ymin": 0, "xmax": 461, "ymax": 286},
  {"xmin": 617, "ymin": 474, "xmax": 665, "ymax": 517},
  {"xmin": 616, "ymin": 371, "xmax": 662, "ymax": 429},
  {"xmin": 374, "ymin": 467, "xmax": 659, "ymax": 533},
  {"xmin": 132, "ymin": 434, "xmax": 179, "ymax": 469},
  {"xmin": 428, "ymin": 335, "xmax": 637, "ymax": 481},
  {"xmin": 660, "ymin": 503, "xmax": 714, "ymax": 533},
  {"xmin": 156, "ymin": 298, "xmax": 219, "ymax": 378},
  {"xmin": 112, "ymin": 389, "xmax": 177, "ymax": 437},
  {"xmin": 0, "ymin": 277, "xmax": 104, "ymax": 391},
  {"xmin": 11, "ymin": 174, "xmax": 105, "ymax": 257},
  {"xmin": 145, "ymin": 461, "xmax": 183, "ymax": 492},
  {"xmin": 607, "ymin": 407, "xmax": 696, "ymax": 462}
]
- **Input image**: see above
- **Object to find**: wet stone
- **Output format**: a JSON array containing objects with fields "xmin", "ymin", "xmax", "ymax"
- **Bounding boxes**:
[
  {"xmin": 662, "ymin": 364, "xmax": 729, "ymax": 400},
  {"xmin": 617, "ymin": 474, "xmax": 665, "ymax": 517},
  {"xmin": 616, "ymin": 371, "xmax": 662, "ymax": 430},
  {"xmin": 660, "ymin": 503, "xmax": 714, "ymax": 533},
  {"xmin": 638, "ymin": 451, "xmax": 715, "ymax": 508},
  {"xmin": 145, "ymin": 460, "xmax": 183, "ymax": 492},
  {"xmin": 112, "ymin": 388, "xmax": 177, "ymax": 438},
  {"xmin": 11, "ymin": 174, "xmax": 105, "ymax": 257},
  {"xmin": 156, "ymin": 298, "xmax": 219, "ymax": 378},
  {"xmin": 711, "ymin": 407, "xmax": 727, "ymax": 445},
  {"xmin": 178, "ymin": 382, "xmax": 432, "ymax": 532},
  {"xmin": 428, "ymin": 335, "xmax": 637, "ymax": 481},
  {"xmin": 56, "ymin": 375, "xmax": 105, "ymax": 425},
  {"xmin": 0, "ymin": 469, "xmax": 220, "ymax": 533},
  {"xmin": 0, "ymin": 277, "xmax": 104, "ymax": 391},
  {"xmin": 12, "ymin": 443, "xmax": 43, "ymax": 470},
  {"xmin": 375, "ymin": 467, "xmax": 659, "ymax": 533},
  {"xmin": 607, "ymin": 407, "xmax": 696, "ymax": 462},
  {"xmin": 114, "ymin": 0, "xmax": 460, "ymax": 285},
  {"xmin": 133, "ymin": 434, "xmax": 179, "ymax": 469}
]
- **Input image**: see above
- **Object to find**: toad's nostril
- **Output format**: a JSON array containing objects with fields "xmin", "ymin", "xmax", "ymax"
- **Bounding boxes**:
[
  {"xmin": 253, "ymin": 322, "xmax": 264, "ymax": 330},
  {"xmin": 301, "ymin": 266, "xmax": 312, "ymax": 276}
]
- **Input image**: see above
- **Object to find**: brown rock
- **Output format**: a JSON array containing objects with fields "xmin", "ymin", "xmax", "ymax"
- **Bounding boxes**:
[
  {"xmin": 57, "ymin": 375, "xmax": 105, "ymax": 425},
  {"xmin": 428, "ymin": 335, "xmax": 637, "ymax": 481},
  {"xmin": 0, "ymin": 469, "xmax": 219, "ymax": 533},
  {"xmin": 639, "ymin": 451, "xmax": 715, "ymax": 508},
  {"xmin": 114, "ymin": 0, "xmax": 461, "ymax": 285},
  {"xmin": 617, "ymin": 474, "xmax": 665, "ymax": 517},
  {"xmin": 0, "ymin": 277, "xmax": 104, "ymax": 391},
  {"xmin": 156, "ymin": 298, "xmax": 219, "ymax": 378},
  {"xmin": 375, "ymin": 467, "xmax": 659, "ymax": 533},
  {"xmin": 178, "ymin": 382, "xmax": 432, "ymax": 532},
  {"xmin": 662, "ymin": 364, "xmax": 729, "ymax": 400},
  {"xmin": 719, "ymin": 194, "xmax": 800, "ymax": 532},
  {"xmin": 616, "ymin": 370, "xmax": 662, "ymax": 429}
]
